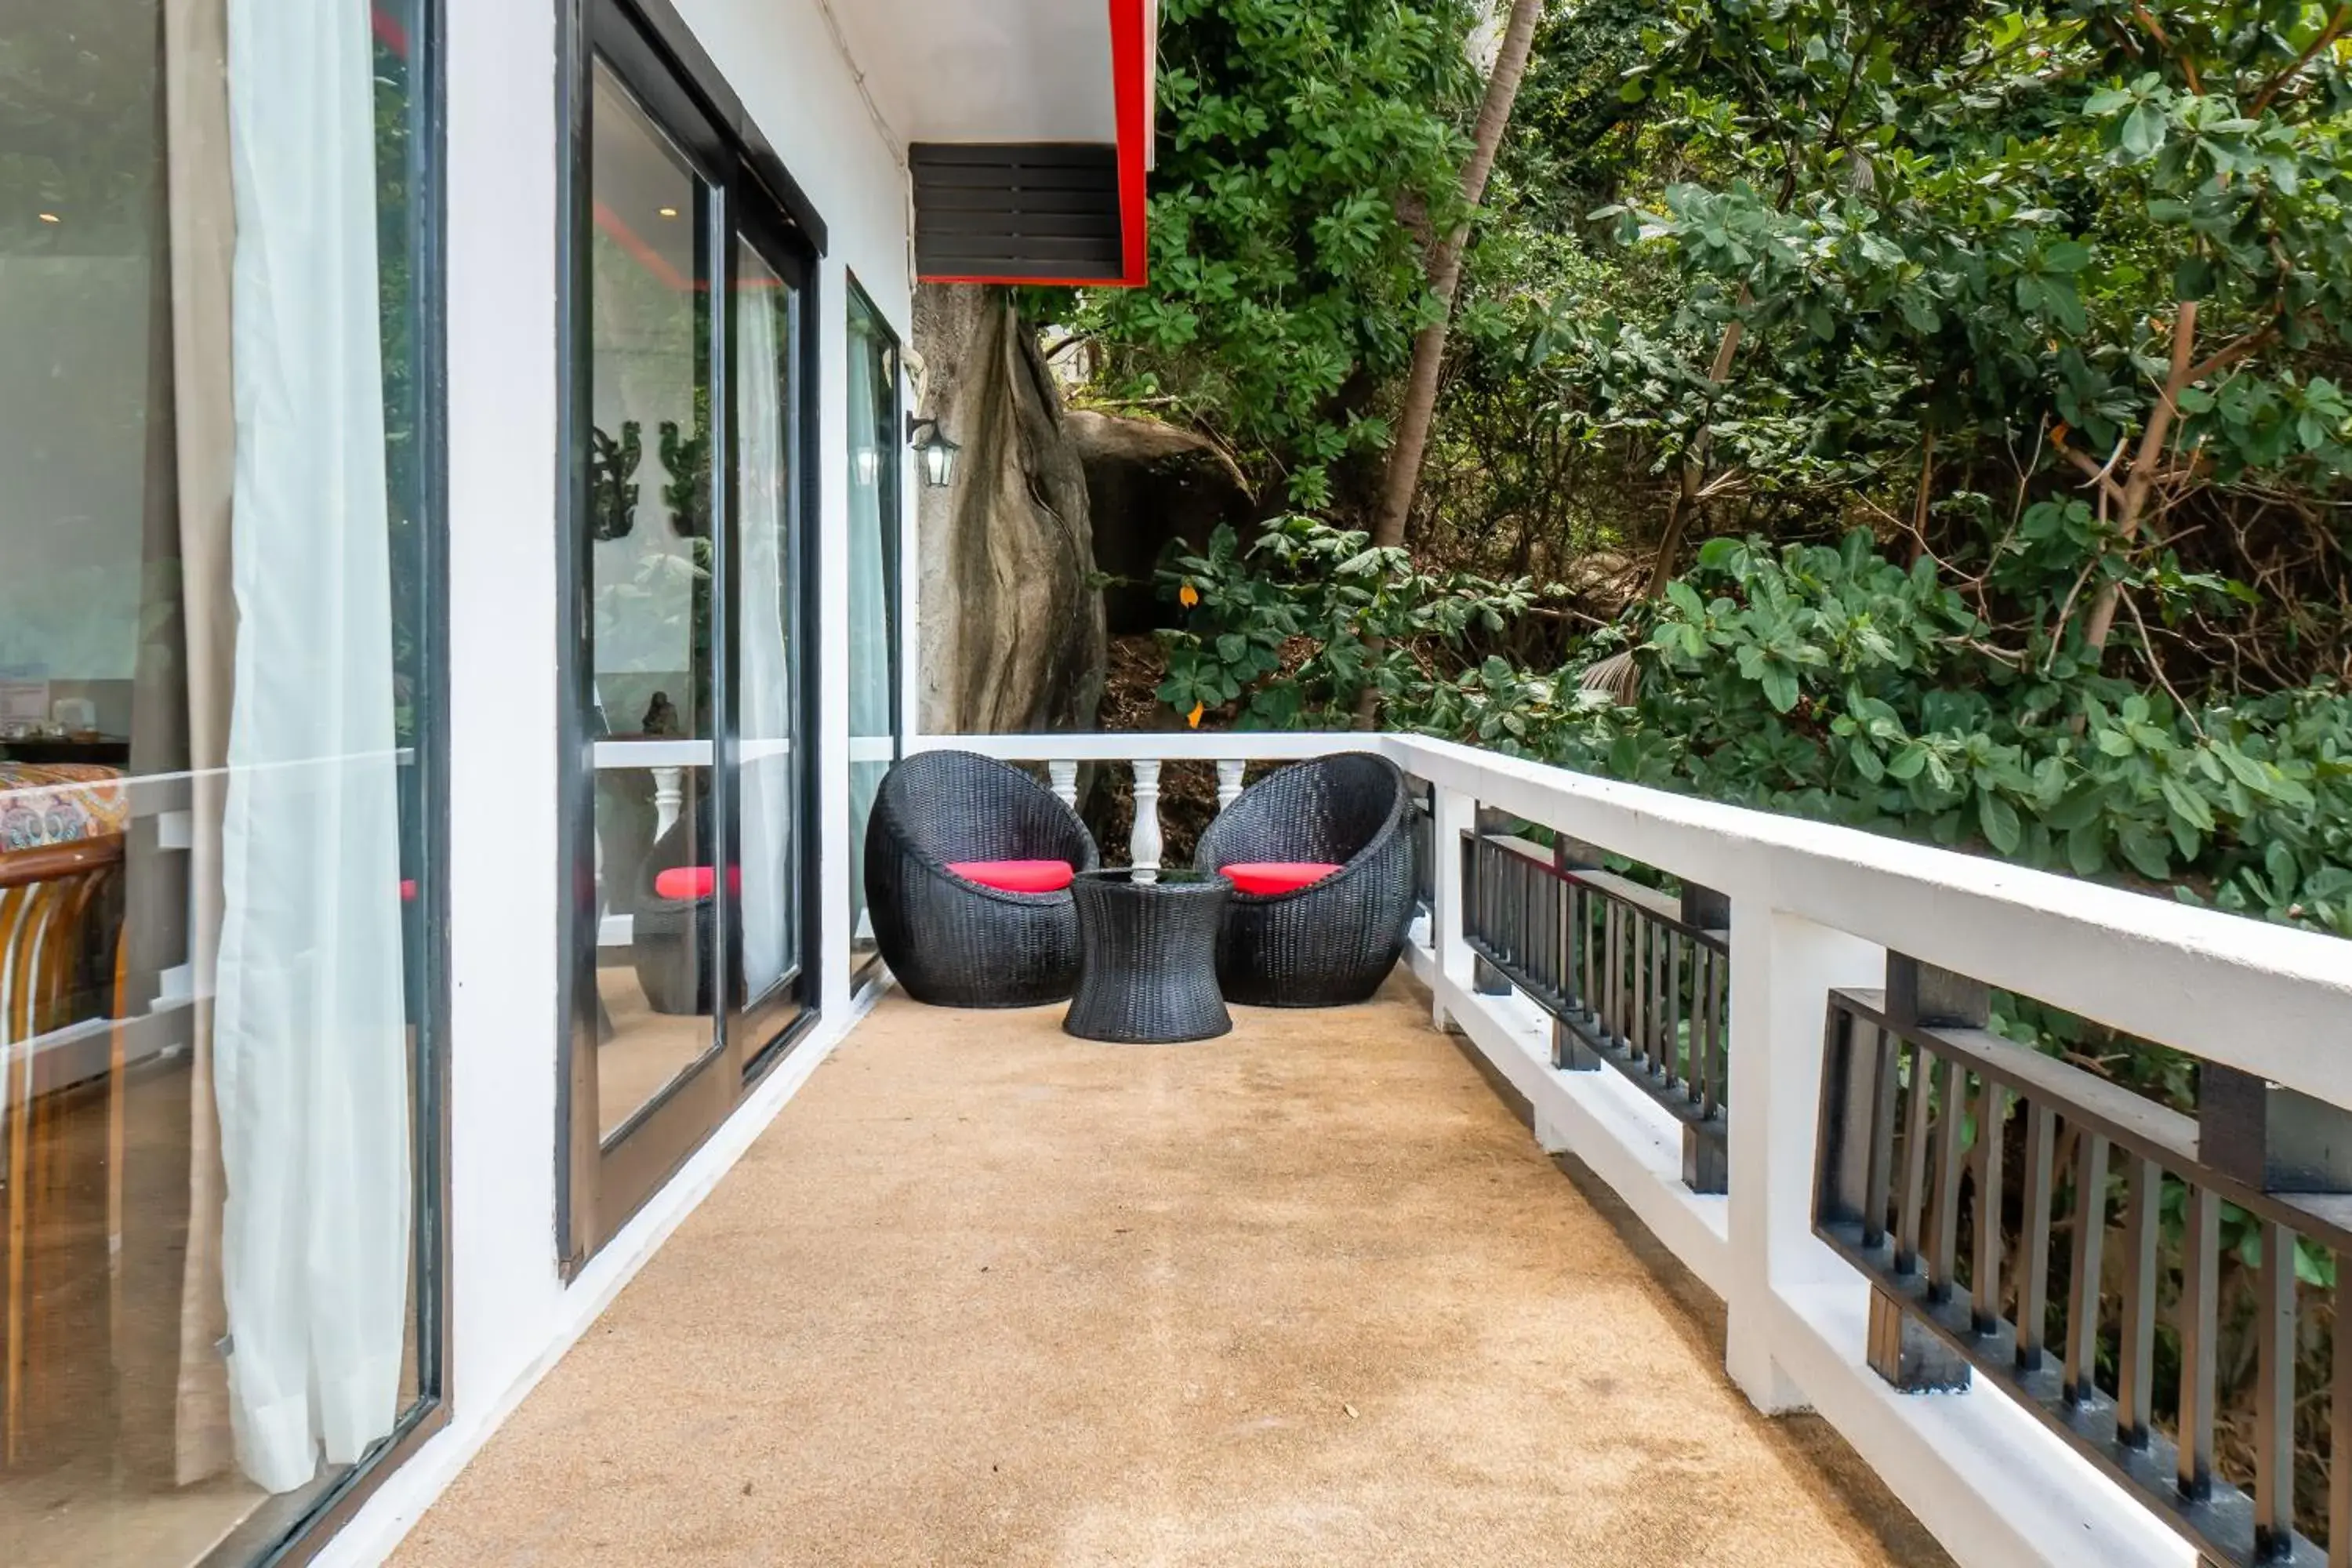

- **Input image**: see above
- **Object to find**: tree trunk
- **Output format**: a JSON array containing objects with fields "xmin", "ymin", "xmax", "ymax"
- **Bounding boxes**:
[
  {"xmin": 1368, "ymin": 0, "xmax": 1545, "ymax": 552},
  {"xmin": 913, "ymin": 283, "xmax": 1106, "ymax": 733},
  {"xmin": 2080, "ymin": 302, "xmax": 2197, "ymax": 659},
  {"xmin": 1641, "ymin": 312, "xmax": 1744, "ymax": 599}
]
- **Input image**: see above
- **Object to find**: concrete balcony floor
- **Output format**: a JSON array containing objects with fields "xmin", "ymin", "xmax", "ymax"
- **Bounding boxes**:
[{"xmin": 397, "ymin": 978, "xmax": 1950, "ymax": 1566}]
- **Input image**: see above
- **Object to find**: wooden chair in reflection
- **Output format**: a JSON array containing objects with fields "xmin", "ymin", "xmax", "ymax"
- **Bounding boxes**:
[{"xmin": 0, "ymin": 826, "xmax": 128, "ymax": 1468}]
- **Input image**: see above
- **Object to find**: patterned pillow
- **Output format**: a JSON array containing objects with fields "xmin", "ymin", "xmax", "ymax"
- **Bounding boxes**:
[{"xmin": 0, "ymin": 763, "xmax": 131, "ymax": 852}]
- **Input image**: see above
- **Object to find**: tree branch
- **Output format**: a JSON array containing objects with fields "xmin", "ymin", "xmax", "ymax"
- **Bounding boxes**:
[
  {"xmin": 2252, "ymin": 4, "xmax": 2352, "ymax": 117},
  {"xmin": 2132, "ymin": 2, "xmax": 2202, "ymax": 92},
  {"xmin": 2053, "ymin": 431, "xmax": 2129, "ymax": 509},
  {"xmin": 2185, "ymin": 321, "xmax": 2277, "ymax": 383}
]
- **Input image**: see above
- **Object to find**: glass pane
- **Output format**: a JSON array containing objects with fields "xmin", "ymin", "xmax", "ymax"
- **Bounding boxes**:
[
  {"xmin": 585, "ymin": 60, "xmax": 717, "ymax": 1141},
  {"xmin": 735, "ymin": 241, "xmax": 800, "ymax": 1015},
  {"xmin": 845, "ymin": 296, "xmax": 899, "ymax": 978},
  {"xmin": 0, "ymin": 2, "xmax": 434, "ymax": 1561}
]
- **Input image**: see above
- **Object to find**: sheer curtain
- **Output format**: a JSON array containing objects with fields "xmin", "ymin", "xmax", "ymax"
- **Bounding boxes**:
[
  {"xmin": 737, "ymin": 271, "xmax": 794, "ymax": 1000},
  {"xmin": 845, "ymin": 308, "xmax": 895, "ymax": 946},
  {"xmin": 214, "ymin": 0, "xmax": 410, "ymax": 1494}
]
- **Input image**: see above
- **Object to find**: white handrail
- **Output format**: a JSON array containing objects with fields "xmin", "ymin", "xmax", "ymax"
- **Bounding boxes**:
[
  {"xmin": 907, "ymin": 731, "xmax": 1344, "ymax": 763},
  {"xmin": 1385, "ymin": 732, "xmax": 2352, "ymax": 1108}
]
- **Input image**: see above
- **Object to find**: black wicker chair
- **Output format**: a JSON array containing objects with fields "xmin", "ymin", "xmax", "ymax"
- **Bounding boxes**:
[
  {"xmin": 1193, "ymin": 751, "xmax": 1416, "ymax": 1007},
  {"xmin": 865, "ymin": 750, "xmax": 1101, "ymax": 1007},
  {"xmin": 632, "ymin": 813, "xmax": 713, "ymax": 1016}
]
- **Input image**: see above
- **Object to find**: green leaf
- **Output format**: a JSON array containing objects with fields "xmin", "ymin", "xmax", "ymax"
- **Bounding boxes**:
[
  {"xmin": 1759, "ymin": 662, "xmax": 1800, "ymax": 714},
  {"xmin": 2296, "ymin": 1241, "xmax": 2336, "ymax": 1288},
  {"xmin": 2043, "ymin": 785, "xmax": 2105, "ymax": 832},
  {"xmin": 2265, "ymin": 841, "xmax": 2299, "ymax": 899},
  {"xmin": 1978, "ymin": 791, "xmax": 2022, "ymax": 856},
  {"xmin": 2042, "ymin": 239, "xmax": 2092, "ymax": 274},
  {"xmin": 2065, "ymin": 822, "xmax": 2108, "ymax": 877},
  {"xmin": 2159, "ymin": 775, "xmax": 2215, "ymax": 835},
  {"xmin": 2118, "ymin": 826, "xmax": 2173, "ymax": 881},
  {"xmin": 2121, "ymin": 101, "xmax": 2168, "ymax": 158}
]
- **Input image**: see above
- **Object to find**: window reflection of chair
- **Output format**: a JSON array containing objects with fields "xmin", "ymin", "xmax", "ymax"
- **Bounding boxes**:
[{"xmin": 1, "ymin": 819, "xmax": 128, "ymax": 1467}]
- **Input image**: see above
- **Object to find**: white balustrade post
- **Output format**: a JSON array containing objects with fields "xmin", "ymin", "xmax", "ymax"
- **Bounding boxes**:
[
  {"xmin": 1047, "ymin": 759, "xmax": 1079, "ymax": 809},
  {"xmin": 1214, "ymin": 759, "xmax": 1245, "ymax": 813},
  {"xmin": 1129, "ymin": 759, "xmax": 1163, "ymax": 882},
  {"xmin": 1428, "ymin": 785, "xmax": 1477, "ymax": 1029},
  {"xmin": 1723, "ymin": 898, "xmax": 1886, "ymax": 1414},
  {"xmin": 650, "ymin": 764, "xmax": 684, "ymax": 840}
]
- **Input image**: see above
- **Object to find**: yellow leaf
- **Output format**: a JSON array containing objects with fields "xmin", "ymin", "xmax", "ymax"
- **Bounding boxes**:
[
  {"xmin": 1187, "ymin": 701, "xmax": 1204, "ymax": 728},
  {"xmin": 1178, "ymin": 581, "xmax": 1199, "ymax": 608}
]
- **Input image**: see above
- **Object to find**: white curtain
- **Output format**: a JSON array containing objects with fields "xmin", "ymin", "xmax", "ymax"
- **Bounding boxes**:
[
  {"xmin": 214, "ymin": 0, "xmax": 410, "ymax": 1494},
  {"xmin": 845, "ymin": 311, "xmax": 895, "ymax": 943},
  {"xmin": 737, "ymin": 269, "xmax": 795, "ymax": 1001}
]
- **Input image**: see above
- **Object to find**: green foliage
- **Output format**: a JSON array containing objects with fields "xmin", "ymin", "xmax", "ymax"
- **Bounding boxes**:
[
  {"xmin": 659, "ymin": 399, "xmax": 712, "ymax": 538},
  {"xmin": 1553, "ymin": 532, "xmax": 2351, "ymax": 937},
  {"xmin": 1155, "ymin": 517, "xmax": 1540, "ymax": 726},
  {"xmin": 1156, "ymin": 521, "xmax": 2352, "ymax": 940},
  {"xmin": 1056, "ymin": 0, "xmax": 1482, "ymax": 506}
]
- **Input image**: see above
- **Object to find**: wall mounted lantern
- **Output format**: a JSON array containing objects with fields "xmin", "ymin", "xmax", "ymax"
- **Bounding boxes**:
[{"xmin": 907, "ymin": 414, "xmax": 960, "ymax": 490}]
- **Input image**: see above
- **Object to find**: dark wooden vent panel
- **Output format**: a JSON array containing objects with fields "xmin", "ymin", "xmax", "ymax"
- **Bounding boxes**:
[{"xmin": 912, "ymin": 143, "xmax": 1123, "ymax": 283}]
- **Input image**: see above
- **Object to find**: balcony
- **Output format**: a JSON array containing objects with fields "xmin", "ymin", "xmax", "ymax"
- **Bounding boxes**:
[{"xmin": 398, "ymin": 731, "xmax": 2350, "ymax": 1568}]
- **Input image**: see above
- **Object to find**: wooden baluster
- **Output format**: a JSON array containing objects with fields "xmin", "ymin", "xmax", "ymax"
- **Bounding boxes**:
[
  {"xmin": 1972, "ymin": 1075, "xmax": 2006, "ymax": 1337},
  {"xmin": 1047, "ymin": 760, "xmax": 1079, "ymax": 809},
  {"xmin": 1130, "ymin": 760, "xmax": 1163, "ymax": 882},
  {"xmin": 2014, "ymin": 1102, "xmax": 2056, "ymax": 1372},
  {"xmin": 2116, "ymin": 1156, "xmax": 2161, "ymax": 1447},
  {"xmin": 2177, "ymin": 1184, "xmax": 2220, "ymax": 1501},
  {"xmin": 2063, "ymin": 1132, "xmax": 2108, "ymax": 1406}
]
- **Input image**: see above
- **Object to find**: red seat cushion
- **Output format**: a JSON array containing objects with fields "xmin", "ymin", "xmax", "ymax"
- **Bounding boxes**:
[
  {"xmin": 654, "ymin": 866, "xmax": 717, "ymax": 901},
  {"xmin": 1221, "ymin": 861, "xmax": 1344, "ymax": 895},
  {"xmin": 948, "ymin": 858, "xmax": 1076, "ymax": 894}
]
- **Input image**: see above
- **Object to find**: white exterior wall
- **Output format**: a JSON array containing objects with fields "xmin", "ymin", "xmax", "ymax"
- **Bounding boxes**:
[{"xmin": 317, "ymin": 4, "xmax": 913, "ymax": 1560}]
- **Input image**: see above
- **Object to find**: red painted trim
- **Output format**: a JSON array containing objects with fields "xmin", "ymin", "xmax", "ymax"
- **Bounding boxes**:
[
  {"xmin": 913, "ymin": 0, "xmax": 1152, "ymax": 289},
  {"xmin": 1109, "ymin": 0, "xmax": 1151, "ymax": 287},
  {"xmin": 594, "ymin": 198, "xmax": 698, "ymax": 291}
]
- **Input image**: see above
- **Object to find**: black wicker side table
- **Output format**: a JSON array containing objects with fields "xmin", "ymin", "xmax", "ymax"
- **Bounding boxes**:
[{"xmin": 1065, "ymin": 869, "xmax": 1233, "ymax": 1044}]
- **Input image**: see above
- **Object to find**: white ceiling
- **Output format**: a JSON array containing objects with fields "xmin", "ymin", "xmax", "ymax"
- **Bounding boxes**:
[{"xmin": 824, "ymin": 0, "xmax": 1119, "ymax": 147}]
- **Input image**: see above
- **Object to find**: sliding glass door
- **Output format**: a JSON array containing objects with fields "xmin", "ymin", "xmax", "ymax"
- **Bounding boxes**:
[
  {"xmin": 0, "ymin": 3, "xmax": 446, "ymax": 1561},
  {"xmin": 730, "ymin": 230, "xmax": 808, "ymax": 1060},
  {"xmin": 561, "ymin": 0, "xmax": 817, "ymax": 1264},
  {"xmin": 846, "ymin": 289, "xmax": 901, "ymax": 984}
]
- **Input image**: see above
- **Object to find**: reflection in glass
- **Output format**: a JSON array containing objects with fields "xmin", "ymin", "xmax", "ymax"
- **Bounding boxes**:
[
  {"xmin": 0, "ymin": 4, "xmax": 434, "ymax": 1563},
  {"xmin": 846, "ymin": 295, "xmax": 900, "ymax": 978},
  {"xmin": 586, "ymin": 58, "xmax": 719, "ymax": 1142},
  {"xmin": 735, "ymin": 242, "xmax": 800, "ymax": 1016}
]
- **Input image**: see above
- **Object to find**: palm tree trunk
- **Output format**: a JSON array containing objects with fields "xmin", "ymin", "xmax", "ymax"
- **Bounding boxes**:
[{"xmin": 1368, "ymin": 0, "xmax": 1544, "ymax": 553}]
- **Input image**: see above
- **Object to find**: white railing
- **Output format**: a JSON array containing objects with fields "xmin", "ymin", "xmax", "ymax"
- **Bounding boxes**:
[
  {"xmin": 907, "ymin": 728, "xmax": 2352, "ymax": 1568},
  {"xmin": 906, "ymin": 731, "xmax": 1341, "ymax": 880}
]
